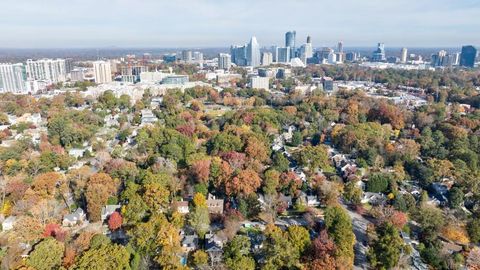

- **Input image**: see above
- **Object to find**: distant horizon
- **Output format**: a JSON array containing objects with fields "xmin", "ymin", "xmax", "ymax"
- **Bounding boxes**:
[{"xmin": 0, "ymin": 45, "xmax": 475, "ymax": 50}]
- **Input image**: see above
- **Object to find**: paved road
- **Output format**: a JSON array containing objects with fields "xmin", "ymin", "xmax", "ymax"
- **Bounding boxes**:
[{"xmin": 341, "ymin": 202, "xmax": 370, "ymax": 270}]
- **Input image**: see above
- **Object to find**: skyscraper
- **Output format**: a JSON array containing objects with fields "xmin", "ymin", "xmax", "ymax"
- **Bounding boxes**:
[
  {"xmin": 193, "ymin": 52, "xmax": 204, "ymax": 63},
  {"xmin": 431, "ymin": 50, "xmax": 448, "ymax": 67},
  {"xmin": 93, "ymin": 61, "xmax": 112, "ymax": 84},
  {"xmin": 299, "ymin": 36, "xmax": 313, "ymax": 64},
  {"xmin": 276, "ymin": 47, "xmax": 291, "ymax": 63},
  {"xmin": 218, "ymin": 53, "xmax": 231, "ymax": 70},
  {"xmin": 285, "ymin": 31, "xmax": 296, "ymax": 59},
  {"xmin": 182, "ymin": 50, "xmax": 193, "ymax": 63},
  {"xmin": 0, "ymin": 63, "xmax": 27, "ymax": 94},
  {"xmin": 65, "ymin": 58, "xmax": 74, "ymax": 73},
  {"xmin": 247, "ymin": 36, "xmax": 261, "ymax": 67},
  {"xmin": 338, "ymin": 41, "xmax": 344, "ymax": 53},
  {"xmin": 460, "ymin": 45, "xmax": 477, "ymax": 68},
  {"xmin": 230, "ymin": 45, "xmax": 248, "ymax": 66},
  {"xmin": 372, "ymin": 43, "xmax": 386, "ymax": 62},
  {"xmin": 400, "ymin": 48, "xmax": 408, "ymax": 63}
]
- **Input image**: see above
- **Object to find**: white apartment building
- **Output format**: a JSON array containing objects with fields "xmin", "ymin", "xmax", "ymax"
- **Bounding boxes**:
[
  {"xmin": 93, "ymin": 61, "xmax": 112, "ymax": 84},
  {"xmin": 261, "ymin": 52, "xmax": 273, "ymax": 66},
  {"xmin": 0, "ymin": 63, "xmax": 27, "ymax": 94},
  {"xmin": 250, "ymin": 76, "xmax": 270, "ymax": 91},
  {"xmin": 218, "ymin": 53, "xmax": 231, "ymax": 70},
  {"xmin": 25, "ymin": 59, "xmax": 66, "ymax": 84}
]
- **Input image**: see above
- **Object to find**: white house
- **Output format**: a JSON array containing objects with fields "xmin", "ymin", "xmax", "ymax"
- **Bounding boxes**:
[
  {"xmin": 2, "ymin": 216, "xmax": 16, "ymax": 231},
  {"xmin": 62, "ymin": 208, "xmax": 87, "ymax": 227},
  {"xmin": 175, "ymin": 201, "xmax": 189, "ymax": 214}
]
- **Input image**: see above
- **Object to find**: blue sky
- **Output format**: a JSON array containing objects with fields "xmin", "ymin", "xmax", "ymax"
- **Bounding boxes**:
[{"xmin": 0, "ymin": 0, "xmax": 478, "ymax": 48}]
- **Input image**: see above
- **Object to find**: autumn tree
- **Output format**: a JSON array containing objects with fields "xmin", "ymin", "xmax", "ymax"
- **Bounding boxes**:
[
  {"xmin": 30, "ymin": 172, "xmax": 64, "ymax": 199},
  {"xmin": 294, "ymin": 145, "xmax": 332, "ymax": 173},
  {"xmin": 191, "ymin": 250, "xmax": 209, "ymax": 268},
  {"xmin": 74, "ymin": 242, "xmax": 131, "ymax": 270},
  {"xmin": 143, "ymin": 182, "xmax": 169, "ymax": 213},
  {"xmin": 304, "ymin": 230, "xmax": 337, "ymax": 270},
  {"xmin": 226, "ymin": 169, "xmax": 262, "ymax": 196},
  {"xmin": 85, "ymin": 173, "xmax": 118, "ymax": 222},
  {"xmin": 190, "ymin": 159, "xmax": 211, "ymax": 183},
  {"xmin": 263, "ymin": 169, "xmax": 280, "ymax": 196},
  {"xmin": 108, "ymin": 212, "xmax": 123, "ymax": 231},
  {"xmin": 244, "ymin": 136, "xmax": 269, "ymax": 163}
]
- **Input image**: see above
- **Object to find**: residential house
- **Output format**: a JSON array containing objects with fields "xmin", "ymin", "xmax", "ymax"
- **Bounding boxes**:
[
  {"xmin": 306, "ymin": 195, "xmax": 320, "ymax": 207},
  {"xmin": 181, "ymin": 233, "xmax": 198, "ymax": 253},
  {"xmin": 361, "ymin": 192, "xmax": 386, "ymax": 205},
  {"xmin": 206, "ymin": 194, "xmax": 224, "ymax": 214},
  {"xmin": 174, "ymin": 201, "xmax": 190, "ymax": 214},
  {"xmin": 68, "ymin": 145, "xmax": 92, "ymax": 159},
  {"xmin": 101, "ymin": 204, "xmax": 121, "ymax": 223},
  {"xmin": 140, "ymin": 109, "xmax": 158, "ymax": 126},
  {"xmin": 62, "ymin": 208, "xmax": 87, "ymax": 227},
  {"xmin": 429, "ymin": 182, "xmax": 449, "ymax": 206},
  {"xmin": 278, "ymin": 194, "xmax": 293, "ymax": 208},
  {"xmin": 205, "ymin": 233, "xmax": 224, "ymax": 266}
]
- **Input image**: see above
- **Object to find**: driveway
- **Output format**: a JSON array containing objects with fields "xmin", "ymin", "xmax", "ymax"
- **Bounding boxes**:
[{"xmin": 341, "ymin": 202, "xmax": 370, "ymax": 270}]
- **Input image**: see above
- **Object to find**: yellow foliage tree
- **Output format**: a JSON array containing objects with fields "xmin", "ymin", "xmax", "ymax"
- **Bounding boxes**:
[{"xmin": 442, "ymin": 226, "xmax": 470, "ymax": 244}]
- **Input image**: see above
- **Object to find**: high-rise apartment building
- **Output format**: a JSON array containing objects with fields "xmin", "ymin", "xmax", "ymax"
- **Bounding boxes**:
[
  {"xmin": 193, "ymin": 52, "xmax": 204, "ymax": 63},
  {"xmin": 26, "ymin": 59, "xmax": 67, "ymax": 83},
  {"xmin": 400, "ymin": 48, "xmax": 408, "ymax": 63},
  {"xmin": 93, "ymin": 61, "xmax": 112, "ymax": 84},
  {"xmin": 218, "ymin": 53, "xmax": 231, "ymax": 70},
  {"xmin": 460, "ymin": 45, "xmax": 477, "ymax": 68},
  {"xmin": 182, "ymin": 50, "xmax": 193, "ymax": 63},
  {"xmin": 250, "ymin": 76, "xmax": 270, "ymax": 90},
  {"xmin": 261, "ymin": 52, "xmax": 273, "ymax": 66},
  {"xmin": 0, "ymin": 63, "xmax": 27, "ymax": 94}
]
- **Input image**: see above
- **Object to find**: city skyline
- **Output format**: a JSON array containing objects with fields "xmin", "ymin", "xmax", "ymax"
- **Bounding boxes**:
[{"xmin": 0, "ymin": 0, "xmax": 479, "ymax": 48}]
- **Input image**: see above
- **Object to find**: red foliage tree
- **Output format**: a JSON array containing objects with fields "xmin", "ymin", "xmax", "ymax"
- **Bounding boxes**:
[
  {"xmin": 176, "ymin": 124, "xmax": 195, "ymax": 137},
  {"xmin": 280, "ymin": 171, "xmax": 302, "ymax": 196},
  {"xmin": 221, "ymin": 151, "xmax": 246, "ymax": 170},
  {"xmin": 190, "ymin": 159, "xmax": 211, "ymax": 183},
  {"xmin": 304, "ymin": 230, "xmax": 337, "ymax": 270},
  {"xmin": 226, "ymin": 169, "xmax": 262, "ymax": 196},
  {"xmin": 6, "ymin": 181, "xmax": 29, "ymax": 202},
  {"xmin": 387, "ymin": 210, "xmax": 408, "ymax": 229},
  {"xmin": 43, "ymin": 223, "xmax": 66, "ymax": 241},
  {"xmin": 108, "ymin": 211, "xmax": 122, "ymax": 231}
]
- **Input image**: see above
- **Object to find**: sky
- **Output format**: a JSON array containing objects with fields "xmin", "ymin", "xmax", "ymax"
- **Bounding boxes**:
[{"xmin": 0, "ymin": 0, "xmax": 479, "ymax": 48}]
